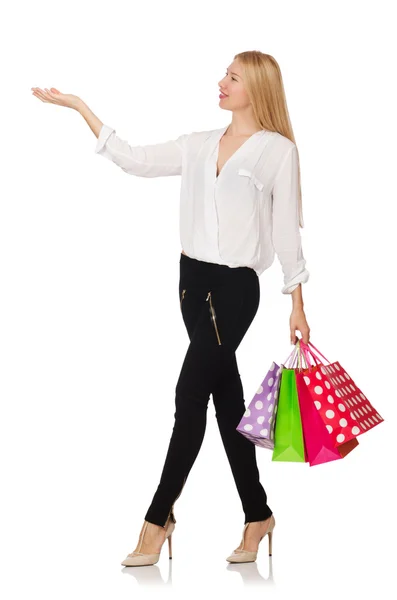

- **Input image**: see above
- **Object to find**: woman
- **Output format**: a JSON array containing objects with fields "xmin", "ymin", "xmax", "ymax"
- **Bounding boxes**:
[{"xmin": 31, "ymin": 50, "xmax": 311, "ymax": 566}]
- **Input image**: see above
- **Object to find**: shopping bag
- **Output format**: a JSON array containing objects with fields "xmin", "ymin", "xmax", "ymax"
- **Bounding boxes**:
[
  {"xmin": 298, "ymin": 341, "xmax": 384, "ymax": 447},
  {"xmin": 236, "ymin": 361, "xmax": 283, "ymax": 449},
  {"xmin": 293, "ymin": 342, "xmax": 359, "ymax": 466},
  {"xmin": 272, "ymin": 360, "xmax": 306, "ymax": 463}
]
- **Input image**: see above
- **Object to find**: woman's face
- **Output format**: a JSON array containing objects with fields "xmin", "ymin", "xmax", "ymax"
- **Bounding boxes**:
[{"xmin": 218, "ymin": 60, "xmax": 250, "ymax": 111}]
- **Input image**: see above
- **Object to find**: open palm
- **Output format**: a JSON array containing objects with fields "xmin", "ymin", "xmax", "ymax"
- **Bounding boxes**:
[{"xmin": 31, "ymin": 87, "xmax": 81, "ymax": 111}]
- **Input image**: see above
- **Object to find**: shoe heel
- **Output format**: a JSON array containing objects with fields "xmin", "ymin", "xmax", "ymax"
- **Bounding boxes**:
[
  {"xmin": 168, "ymin": 533, "xmax": 173, "ymax": 559},
  {"xmin": 268, "ymin": 530, "xmax": 273, "ymax": 556}
]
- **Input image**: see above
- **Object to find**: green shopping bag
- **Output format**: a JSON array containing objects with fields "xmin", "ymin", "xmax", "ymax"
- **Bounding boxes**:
[{"xmin": 272, "ymin": 367, "xmax": 306, "ymax": 463}]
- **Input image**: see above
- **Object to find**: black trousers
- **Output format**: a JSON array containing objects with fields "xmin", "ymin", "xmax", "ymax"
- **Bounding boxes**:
[{"xmin": 144, "ymin": 252, "xmax": 273, "ymax": 527}]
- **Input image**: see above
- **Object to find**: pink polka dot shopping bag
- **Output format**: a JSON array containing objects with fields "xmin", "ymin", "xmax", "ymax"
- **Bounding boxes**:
[
  {"xmin": 287, "ymin": 342, "xmax": 357, "ymax": 465},
  {"xmin": 295, "ymin": 340, "xmax": 384, "ymax": 466}
]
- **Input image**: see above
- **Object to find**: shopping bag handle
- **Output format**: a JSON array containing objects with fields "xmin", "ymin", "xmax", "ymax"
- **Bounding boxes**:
[
  {"xmin": 284, "ymin": 343, "xmax": 299, "ymax": 368},
  {"xmin": 290, "ymin": 340, "xmax": 316, "ymax": 371},
  {"xmin": 299, "ymin": 343, "xmax": 323, "ymax": 367},
  {"xmin": 283, "ymin": 339, "xmax": 330, "ymax": 370},
  {"xmin": 300, "ymin": 341, "xmax": 331, "ymax": 364},
  {"xmin": 285, "ymin": 340, "xmax": 312, "ymax": 371},
  {"xmin": 297, "ymin": 342, "xmax": 311, "ymax": 371}
]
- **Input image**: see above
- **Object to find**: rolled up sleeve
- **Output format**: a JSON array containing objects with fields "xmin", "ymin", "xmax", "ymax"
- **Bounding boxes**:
[
  {"xmin": 94, "ymin": 124, "xmax": 189, "ymax": 177},
  {"xmin": 271, "ymin": 145, "xmax": 310, "ymax": 294}
]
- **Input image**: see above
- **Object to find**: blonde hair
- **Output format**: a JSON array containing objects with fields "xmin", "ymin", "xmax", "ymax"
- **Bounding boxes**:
[{"xmin": 234, "ymin": 50, "xmax": 305, "ymax": 228}]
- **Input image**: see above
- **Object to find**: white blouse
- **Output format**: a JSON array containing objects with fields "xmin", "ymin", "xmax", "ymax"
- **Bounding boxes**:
[{"xmin": 95, "ymin": 123, "xmax": 310, "ymax": 294}]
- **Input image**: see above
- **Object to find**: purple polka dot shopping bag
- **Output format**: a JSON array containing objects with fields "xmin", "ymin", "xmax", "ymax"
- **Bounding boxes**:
[{"xmin": 236, "ymin": 360, "xmax": 283, "ymax": 449}]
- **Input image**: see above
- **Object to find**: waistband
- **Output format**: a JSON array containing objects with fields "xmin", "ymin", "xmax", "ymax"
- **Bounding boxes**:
[{"xmin": 180, "ymin": 252, "xmax": 256, "ymax": 277}]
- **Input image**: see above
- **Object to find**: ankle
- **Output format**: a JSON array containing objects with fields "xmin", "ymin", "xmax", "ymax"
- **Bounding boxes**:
[{"xmin": 144, "ymin": 520, "xmax": 166, "ymax": 534}]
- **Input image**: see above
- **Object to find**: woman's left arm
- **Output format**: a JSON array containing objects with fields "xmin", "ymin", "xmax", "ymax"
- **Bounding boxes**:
[
  {"xmin": 290, "ymin": 284, "xmax": 310, "ymax": 345},
  {"xmin": 271, "ymin": 144, "xmax": 311, "ymax": 345}
]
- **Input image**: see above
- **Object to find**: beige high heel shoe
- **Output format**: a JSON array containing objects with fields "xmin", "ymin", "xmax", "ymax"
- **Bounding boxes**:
[
  {"xmin": 226, "ymin": 514, "xmax": 275, "ymax": 563},
  {"xmin": 121, "ymin": 510, "xmax": 176, "ymax": 567}
]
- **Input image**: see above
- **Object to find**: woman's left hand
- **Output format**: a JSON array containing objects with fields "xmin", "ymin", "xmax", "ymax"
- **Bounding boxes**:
[{"xmin": 290, "ymin": 307, "xmax": 310, "ymax": 345}]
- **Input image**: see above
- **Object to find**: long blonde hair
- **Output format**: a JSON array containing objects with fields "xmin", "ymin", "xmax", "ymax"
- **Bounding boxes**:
[{"xmin": 234, "ymin": 50, "xmax": 305, "ymax": 228}]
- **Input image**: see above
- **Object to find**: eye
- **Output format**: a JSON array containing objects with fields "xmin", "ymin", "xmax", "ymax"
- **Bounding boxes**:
[{"xmin": 225, "ymin": 71, "xmax": 237, "ymax": 81}]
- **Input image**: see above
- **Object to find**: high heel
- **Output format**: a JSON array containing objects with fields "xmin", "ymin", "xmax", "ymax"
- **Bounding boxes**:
[
  {"xmin": 226, "ymin": 514, "xmax": 275, "ymax": 563},
  {"xmin": 121, "ymin": 511, "xmax": 176, "ymax": 567}
]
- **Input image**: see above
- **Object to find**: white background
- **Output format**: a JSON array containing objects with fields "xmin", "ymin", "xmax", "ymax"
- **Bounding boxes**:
[{"xmin": 1, "ymin": 0, "xmax": 396, "ymax": 597}]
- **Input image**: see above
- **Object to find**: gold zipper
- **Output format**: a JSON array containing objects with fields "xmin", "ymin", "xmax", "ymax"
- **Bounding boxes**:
[
  {"xmin": 164, "ymin": 475, "xmax": 187, "ymax": 527},
  {"xmin": 206, "ymin": 291, "xmax": 222, "ymax": 345},
  {"xmin": 180, "ymin": 288, "xmax": 186, "ymax": 311}
]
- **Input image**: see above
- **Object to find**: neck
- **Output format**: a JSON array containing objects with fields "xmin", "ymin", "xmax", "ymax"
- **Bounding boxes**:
[{"xmin": 226, "ymin": 113, "xmax": 262, "ymax": 136}]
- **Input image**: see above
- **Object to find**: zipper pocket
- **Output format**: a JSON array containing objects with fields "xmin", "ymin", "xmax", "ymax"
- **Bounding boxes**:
[
  {"xmin": 164, "ymin": 475, "xmax": 187, "ymax": 527},
  {"xmin": 180, "ymin": 288, "xmax": 186, "ymax": 311},
  {"xmin": 206, "ymin": 291, "xmax": 222, "ymax": 345}
]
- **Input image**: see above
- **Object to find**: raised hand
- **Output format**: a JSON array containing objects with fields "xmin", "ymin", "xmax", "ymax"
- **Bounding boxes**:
[{"xmin": 31, "ymin": 87, "xmax": 82, "ymax": 111}]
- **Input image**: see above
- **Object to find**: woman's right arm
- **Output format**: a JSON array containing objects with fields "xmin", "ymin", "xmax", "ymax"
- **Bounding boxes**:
[
  {"xmin": 78, "ymin": 99, "xmax": 103, "ymax": 139},
  {"xmin": 31, "ymin": 87, "xmax": 188, "ymax": 178}
]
